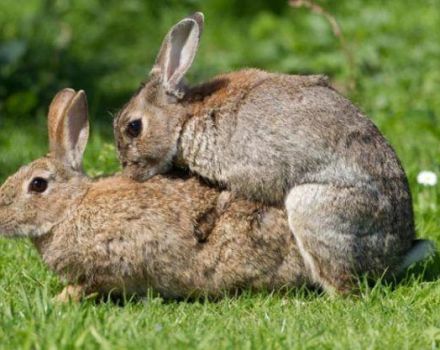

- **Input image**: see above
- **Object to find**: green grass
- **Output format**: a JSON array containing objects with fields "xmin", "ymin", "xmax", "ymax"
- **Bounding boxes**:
[
  {"xmin": 0, "ymin": 248, "xmax": 440, "ymax": 349},
  {"xmin": 0, "ymin": 0, "xmax": 439, "ymax": 349}
]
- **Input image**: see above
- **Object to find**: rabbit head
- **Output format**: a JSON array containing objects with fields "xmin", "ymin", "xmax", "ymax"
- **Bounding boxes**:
[
  {"xmin": 0, "ymin": 89, "xmax": 90, "ymax": 238},
  {"xmin": 114, "ymin": 12, "xmax": 204, "ymax": 181}
]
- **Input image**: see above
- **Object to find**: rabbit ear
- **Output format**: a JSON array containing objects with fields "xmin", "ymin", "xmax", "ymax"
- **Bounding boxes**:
[
  {"xmin": 49, "ymin": 90, "xmax": 89, "ymax": 171},
  {"xmin": 152, "ymin": 12, "xmax": 204, "ymax": 97},
  {"xmin": 48, "ymin": 88, "xmax": 77, "ymax": 151}
]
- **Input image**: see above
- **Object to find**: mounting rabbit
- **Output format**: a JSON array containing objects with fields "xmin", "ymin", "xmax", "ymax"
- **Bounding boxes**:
[{"xmin": 114, "ymin": 13, "xmax": 421, "ymax": 292}]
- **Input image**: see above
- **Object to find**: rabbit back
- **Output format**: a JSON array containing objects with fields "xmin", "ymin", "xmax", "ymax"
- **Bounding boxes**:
[{"xmin": 180, "ymin": 70, "xmax": 410, "ymax": 207}]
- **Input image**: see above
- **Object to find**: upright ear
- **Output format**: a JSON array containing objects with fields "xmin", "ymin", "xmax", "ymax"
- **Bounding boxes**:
[
  {"xmin": 48, "ymin": 89, "xmax": 89, "ymax": 171},
  {"xmin": 48, "ymin": 88, "xmax": 77, "ymax": 151},
  {"xmin": 151, "ymin": 12, "xmax": 204, "ymax": 98}
]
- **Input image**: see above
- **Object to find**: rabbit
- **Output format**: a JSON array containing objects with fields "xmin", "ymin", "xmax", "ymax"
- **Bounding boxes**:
[{"xmin": 113, "ymin": 12, "xmax": 422, "ymax": 292}]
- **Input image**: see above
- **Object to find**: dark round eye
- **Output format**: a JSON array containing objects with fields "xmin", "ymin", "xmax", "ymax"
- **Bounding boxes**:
[
  {"xmin": 29, "ymin": 177, "xmax": 48, "ymax": 193},
  {"xmin": 126, "ymin": 119, "xmax": 142, "ymax": 138}
]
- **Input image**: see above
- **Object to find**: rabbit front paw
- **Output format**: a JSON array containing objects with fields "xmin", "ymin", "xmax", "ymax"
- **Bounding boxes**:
[{"xmin": 53, "ymin": 285, "xmax": 85, "ymax": 303}]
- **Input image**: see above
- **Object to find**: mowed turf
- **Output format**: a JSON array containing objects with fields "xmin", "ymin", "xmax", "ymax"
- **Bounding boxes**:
[{"xmin": 0, "ymin": 0, "xmax": 439, "ymax": 349}]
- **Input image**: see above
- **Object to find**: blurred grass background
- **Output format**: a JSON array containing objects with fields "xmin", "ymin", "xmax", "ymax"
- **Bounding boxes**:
[{"xmin": 0, "ymin": 1, "xmax": 439, "ymax": 348}]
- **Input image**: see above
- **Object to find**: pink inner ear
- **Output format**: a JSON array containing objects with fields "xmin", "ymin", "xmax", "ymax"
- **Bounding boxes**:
[
  {"xmin": 68, "ymin": 107, "xmax": 87, "ymax": 149},
  {"xmin": 166, "ymin": 20, "xmax": 198, "ymax": 87},
  {"xmin": 62, "ymin": 93, "xmax": 89, "ymax": 168}
]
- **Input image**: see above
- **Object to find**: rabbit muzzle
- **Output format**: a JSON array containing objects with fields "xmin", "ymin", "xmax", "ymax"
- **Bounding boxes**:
[
  {"xmin": 122, "ymin": 157, "xmax": 172, "ymax": 182},
  {"xmin": 0, "ymin": 179, "xmax": 16, "ymax": 207}
]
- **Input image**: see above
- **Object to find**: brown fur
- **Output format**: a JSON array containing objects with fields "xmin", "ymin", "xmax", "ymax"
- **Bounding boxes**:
[{"xmin": 26, "ymin": 173, "xmax": 308, "ymax": 298}]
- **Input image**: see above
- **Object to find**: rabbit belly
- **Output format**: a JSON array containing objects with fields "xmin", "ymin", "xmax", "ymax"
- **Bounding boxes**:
[{"xmin": 285, "ymin": 183, "xmax": 415, "ymax": 293}]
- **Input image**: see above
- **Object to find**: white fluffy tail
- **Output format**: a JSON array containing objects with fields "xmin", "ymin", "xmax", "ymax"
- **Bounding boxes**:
[{"xmin": 398, "ymin": 239, "xmax": 436, "ymax": 273}]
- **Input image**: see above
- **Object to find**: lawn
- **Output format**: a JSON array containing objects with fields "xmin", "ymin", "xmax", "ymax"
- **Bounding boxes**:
[{"xmin": 0, "ymin": 0, "xmax": 439, "ymax": 349}]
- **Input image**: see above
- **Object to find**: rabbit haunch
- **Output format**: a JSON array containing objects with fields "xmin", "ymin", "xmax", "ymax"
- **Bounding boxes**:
[{"xmin": 114, "ymin": 13, "xmax": 416, "ymax": 292}]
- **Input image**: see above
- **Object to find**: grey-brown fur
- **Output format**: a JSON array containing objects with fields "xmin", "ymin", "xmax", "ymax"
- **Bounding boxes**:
[{"xmin": 114, "ymin": 13, "xmax": 418, "ymax": 292}]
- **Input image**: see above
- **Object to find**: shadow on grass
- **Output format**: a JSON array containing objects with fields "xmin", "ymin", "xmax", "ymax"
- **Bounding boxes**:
[
  {"xmin": 358, "ymin": 252, "xmax": 440, "ymax": 298},
  {"xmin": 82, "ymin": 282, "xmax": 324, "ymax": 308},
  {"xmin": 395, "ymin": 252, "xmax": 440, "ymax": 284},
  {"xmin": 80, "ymin": 255, "xmax": 440, "ymax": 307}
]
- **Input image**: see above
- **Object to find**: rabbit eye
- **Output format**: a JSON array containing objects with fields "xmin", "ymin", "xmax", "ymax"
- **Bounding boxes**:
[
  {"xmin": 126, "ymin": 119, "xmax": 142, "ymax": 138},
  {"xmin": 29, "ymin": 177, "xmax": 48, "ymax": 193}
]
